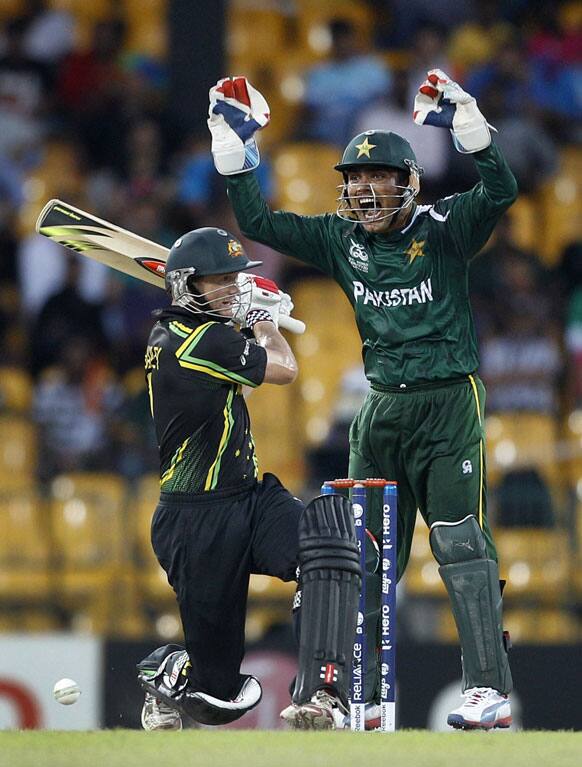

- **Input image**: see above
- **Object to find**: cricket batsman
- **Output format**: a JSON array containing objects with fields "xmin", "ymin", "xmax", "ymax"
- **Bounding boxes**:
[
  {"xmin": 136, "ymin": 227, "xmax": 362, "ymax": 731},
  {"xmin": 207, "ymin": 69, "xmax": 517, "ymax": 730}
]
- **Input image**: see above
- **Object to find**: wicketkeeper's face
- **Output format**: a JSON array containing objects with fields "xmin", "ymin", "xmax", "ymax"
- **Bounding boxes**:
[{"xmin": 345, "ymin": 167, "xmax": 406, "ymax": 233}]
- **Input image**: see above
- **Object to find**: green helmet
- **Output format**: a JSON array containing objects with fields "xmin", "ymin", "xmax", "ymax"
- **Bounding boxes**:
[
  {"xmin": 165, "ymin": 227, "xmax": 261, "ymax": 321},
  {"xmin": 335, "ymin": 130, "xmax": 418, "ymax": 174},
  {"xmin": 335, "ymin": 131, "xmax": 422, "ymax": 223},
  {"xmin": 165, "ymin": 227, "xmax": 261, "ymax": 283}
]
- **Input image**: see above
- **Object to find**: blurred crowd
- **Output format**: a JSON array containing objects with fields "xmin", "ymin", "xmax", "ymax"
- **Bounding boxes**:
[{"xmin": 0, "ymin": 0, "xmax": 580, "ymax": 493}]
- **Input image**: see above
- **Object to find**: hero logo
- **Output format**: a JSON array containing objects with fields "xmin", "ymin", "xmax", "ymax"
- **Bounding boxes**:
[
  {"xmin": 353, "ymin": 278, "xmax": 433, "ymax": 308},
  {"xmin": 348, "ymin": 239, "xmax": 369, "ymax": 273}
]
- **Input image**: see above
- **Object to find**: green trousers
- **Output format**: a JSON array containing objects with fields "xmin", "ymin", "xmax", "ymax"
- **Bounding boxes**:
[{"xmin": 348, "ymin": 374, "xmax": 497, "ymax": 581}]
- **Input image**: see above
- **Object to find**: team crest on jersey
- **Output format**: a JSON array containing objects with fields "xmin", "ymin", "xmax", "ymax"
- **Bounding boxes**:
[
  {"xmin": 348, "ymin": 238, "xmax": 369, "ymax": 273},
  {"xmin": 406, "ymin": 239, "xmax": 426, "ymax": 265}
]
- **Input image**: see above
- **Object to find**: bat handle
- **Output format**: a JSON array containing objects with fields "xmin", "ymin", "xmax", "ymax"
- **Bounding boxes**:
[{"xmin": 279, "ymin": 314, "xmax": 306, "ymax": 334}]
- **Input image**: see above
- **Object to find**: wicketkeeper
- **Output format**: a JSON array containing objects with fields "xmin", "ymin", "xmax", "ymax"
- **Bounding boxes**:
[
  {"xmin": 208, "ymin": 69, "xmax": 517, "ymax": 730},
  {"xmin": 136, "ymin": 227, "xmax": 362, "ymax": 731}
]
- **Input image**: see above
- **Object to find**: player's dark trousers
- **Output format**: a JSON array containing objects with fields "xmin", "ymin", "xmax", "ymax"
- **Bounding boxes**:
[
  {"xmin": 349, "ymin": 374, "xmax": 497, "ymax": 578},
  {"xmin": 151, "ymin": 473, "xmax": 303, "ymax": 700}
]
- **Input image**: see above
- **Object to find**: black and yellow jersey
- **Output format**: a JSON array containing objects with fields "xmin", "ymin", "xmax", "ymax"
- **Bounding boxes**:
[{"xmin": 145, "ymin": 308, "xmax": 267, "ymax": 493}]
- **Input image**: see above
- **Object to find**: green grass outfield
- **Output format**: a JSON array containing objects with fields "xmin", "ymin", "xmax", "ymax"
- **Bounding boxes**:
[{"xmin": 1, "ymin": 730, "xmax": 581, "ymax": 767}]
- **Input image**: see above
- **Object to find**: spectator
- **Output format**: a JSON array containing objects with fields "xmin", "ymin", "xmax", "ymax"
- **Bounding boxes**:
[
  {"xmin": 306, "ymin": 364, "xmax": 368, "ymax": 493},
  {"xmin": 479, "ymin": 255, "xmax": 563, "ymax": 414},
  {"xmin": 19, "ymin": 0, "xmax": 75, "ymax": 69},
  {"xmin": 477, "ymin": 81, "xmax": 558, "ymax": 194},
  {"xmin": 469, "ymin": 215, "xmax": 547, "ymax": 338},
  {"xmin": 56, "ymin": 18, "xmax": 129, "ymax": 171},
  {"xmin": 0, "ymin": 17, "xmax": 50, "ymax": 161},
  {"xmin": 33, "ymin": 336, "xmax": 123, "ymax": 482},
  {"xmin": 406, "ymin": 22, "xmax": 452, "ymax": 107},
  {"xmin": 526, "ymin": 3, "xmax": 582, "ymax": 138},
  {"xmin": 29, "ymin": 255, "xmax": 108, "ymax": 376},
  {"xmin": 494, "ymin": 468, "xmax": 556, "ymax": 527},
  {"xmin": 558, "ymin": 242, "xmax": 582, "ymax": 409},
  {"xmin": 17, "ymin": 225, "xmax": 109, "ymax": 318},
  {"xmin": 299, "ymin": 18, "xmax": 391, "ymax": 146},
  {"xmin": 447, "ymin": 0, "xmax": 514, "ymax": 80}
]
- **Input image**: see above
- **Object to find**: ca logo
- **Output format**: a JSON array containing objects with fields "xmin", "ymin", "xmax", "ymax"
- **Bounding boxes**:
[{"xmin": 462, "ymin": 460, "xmax": 473, "ymax": 475}]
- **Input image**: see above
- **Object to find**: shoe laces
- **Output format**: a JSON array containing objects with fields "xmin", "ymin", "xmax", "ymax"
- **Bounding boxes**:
[{"xmin": 463, "ymin": 687, "xmax": 495, "ymax": 707}]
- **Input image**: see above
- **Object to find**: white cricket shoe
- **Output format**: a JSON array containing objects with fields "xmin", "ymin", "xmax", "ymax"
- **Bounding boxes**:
[
  {"xmin": 141, "ymin": 692, "xmax": 183, "ymax": 731},
  {"xmin": 280, "ymin": 690, "xmax": 347, "ymax": 730},
  {"xmin": 447, "ymin": 687, "xmax": 512, "ymax": 730}
]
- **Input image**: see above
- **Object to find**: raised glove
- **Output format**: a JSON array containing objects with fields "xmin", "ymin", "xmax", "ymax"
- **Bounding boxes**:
[
  {"xmin": 208, "ymin": 76, "xmax": 270, "ymax": 175},
  {"xmin": 413, "ymin": 69, "xmax": 495, "ymax": 154}
]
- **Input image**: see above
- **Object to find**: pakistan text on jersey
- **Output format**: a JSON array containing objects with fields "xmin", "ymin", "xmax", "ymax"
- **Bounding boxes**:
[{"xmin": 353, "ymin": 278, "xmax": 434, "ymax": 308}]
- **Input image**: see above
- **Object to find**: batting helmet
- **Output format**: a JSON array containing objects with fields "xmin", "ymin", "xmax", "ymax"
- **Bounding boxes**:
[{"xmin": 165, "ymin": 227, "xmax": 261, "ymax": 320}]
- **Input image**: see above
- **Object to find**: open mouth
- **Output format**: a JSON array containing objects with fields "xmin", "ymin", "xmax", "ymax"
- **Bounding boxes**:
[{"xmin": 358, "ymin": 197, "xmax": 384, "ymax": 221}]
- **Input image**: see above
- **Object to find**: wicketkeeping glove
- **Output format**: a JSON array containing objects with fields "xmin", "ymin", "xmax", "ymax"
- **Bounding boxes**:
[
  {"xmin": 208, "ymin": 76, "xmax": 270, "ymax": 175},
  {"xmin": 413, "ymin": 69, "xmax": 495, "ymax": 154}
]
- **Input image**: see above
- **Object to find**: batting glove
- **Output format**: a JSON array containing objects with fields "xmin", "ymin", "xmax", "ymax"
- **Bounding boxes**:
[
  {"xmin": 208, "ymin": 76, "xmax": 270, "ymax": 175},
  {"xmin": 279, "ymin": 291, "xmax": 294, "ymax": 318},
  {"xmin": 247, "ymin": 274, "xmax": 282, "ymax": 327},
  {"xmin": 413, "ymin": 69, "xmax": 495, "ymax": 154}
]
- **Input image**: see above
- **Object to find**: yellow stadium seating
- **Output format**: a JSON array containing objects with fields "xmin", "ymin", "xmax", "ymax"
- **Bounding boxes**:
[
  {"xmin": 133, "ymin": 473, "xmax": 177, "ymax": 608},
  {"xmin": 0, "ymin": 367, "xmax": 33, "ymax": 413},
  {"xmin": 0, "ymin": 0, "xmax": 23, "ymax": 20},
  {"xmin": 291, "ymin": 279, "xmax": 362, "ymax": 447},
  {"xmin": 563, "ymin": 409, "xmax": 582, "ymax": 490},
  {"xmin": 0, "ymin": 609, "xmax": 61, "ymax": 633},
  {"xmin": 124, "ymin": 0, "xmax": 167, "ymax": 58},
  {"xmin": 49, "ymin": 472, "xmax": 128, "ymax": 633},
  {"xmin": 538, "ymin": 147, "xmax": 581, "ymax": 266},
  {"xmin": 507, "ymin": 195, "xmax": 539, "ymax": 253},
  {"xmin": 273, "ymin": 142, "xmax": 342, "ymax": 215},
  {"xmin": 494, "ymin": 528, "xmax": 571, "ymax": 604},
  {"xmin": 295, "ymin": 0, "xmax": 373, "ymax": 56},
  {"xmin": 403, "ymin": 512, "xmax": 447, "ymax": 598},
  {"xmin": 437, "ymin": 606, "xmax": 579, "ymax": 644},
  {"xmin": 485, "ymin": 413, "xmax": 560, "ymax": 489},
  {"xmin": 0, "ymin": 484, "xmax": 52, "ymax": 602},
  {"xmin": 246, "ymin": 384, "xmax": 303, "ymax": 490},
  {"xmin": 0, "ymin": 416, "xmax": 38, "ymax": 484},
  {"xmin": 227, "ymin": 5, "xmax": 289, "ymax": 66}
]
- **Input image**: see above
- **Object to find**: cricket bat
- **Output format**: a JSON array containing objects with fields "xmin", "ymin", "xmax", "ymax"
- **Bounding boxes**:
[{"xmin": 35, "ymin": 199, "xmax": 305, "ymax": 334}]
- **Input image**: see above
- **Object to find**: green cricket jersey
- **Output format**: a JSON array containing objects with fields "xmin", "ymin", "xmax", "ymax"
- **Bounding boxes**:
[{"xmin": 227, "ymin": 143, "xmax": 517, "ymax": 387}]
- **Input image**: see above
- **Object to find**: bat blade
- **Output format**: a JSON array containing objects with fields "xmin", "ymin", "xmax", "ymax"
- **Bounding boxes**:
[
  {"xmin": 35, "ymin": 199, "xmax": 169, "ymax": 288},
  {"xmin": 35, "ymin": 199, "xmax": 305, "ymax": 334}
]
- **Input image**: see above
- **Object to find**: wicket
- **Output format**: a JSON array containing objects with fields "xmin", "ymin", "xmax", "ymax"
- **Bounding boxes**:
[{"xmin": 321, "ymin": 479, "xmax": 397, "ymax": 732}]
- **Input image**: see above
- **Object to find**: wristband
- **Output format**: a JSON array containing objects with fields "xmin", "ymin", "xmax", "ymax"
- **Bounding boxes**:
[{"xmin": 244, "ymin": 309, "xmax": 274, "ymax": 330}]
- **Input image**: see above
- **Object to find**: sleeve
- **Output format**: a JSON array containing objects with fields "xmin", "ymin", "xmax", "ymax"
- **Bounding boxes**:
[
  {"xmin": 436, "ymin": 142, "xmax": 519, "ymax": 261},
  {"xmin": 175, "ymin": 322, "xmax": 267, "ymax": 388},
  {"xmin": 226, "ymin": 172, "xmax": 337, "ymax": 275}
]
